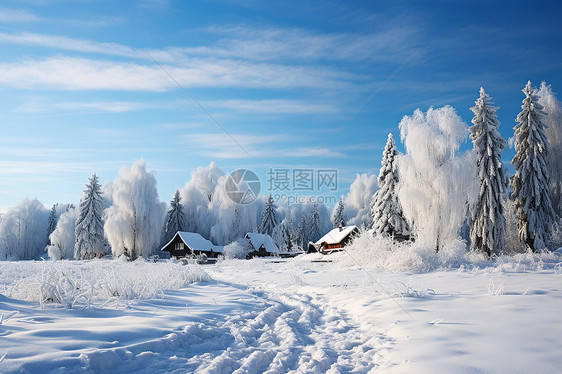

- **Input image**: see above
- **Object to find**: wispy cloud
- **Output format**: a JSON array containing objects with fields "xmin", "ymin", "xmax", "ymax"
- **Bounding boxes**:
[
  {"xmin": 0, "ymin": 8, "xmax": 39, "ymax": 23},
  {"xmin": 17, "ymin": 97, "xmax": 175, "ymax": 113},
  {"xmin": 208, "ymin": 99, "xmax": 340, "ymax": 114},
  {"xmin": 0, "ymin": 56, "xmax": 359, "ymax": 91},
  {"xmin": 181, "ymin": 132, "xmax": 345, "ymax": 159},
  {"xmin": 189, "ymin": 25, "xmax": 423, "ymax": 63}
]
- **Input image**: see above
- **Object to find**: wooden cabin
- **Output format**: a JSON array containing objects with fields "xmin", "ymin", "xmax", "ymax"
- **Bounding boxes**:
[
  {"xmin": 161, "ymin": 231, "xmax": 223, "ymax": 259},
  {"xmin": 245, "ymin": 233, "xmax": 279, "ymax": 258},
  {"xmin": 308, "ymin": 225, "xmax": 359, "ymax": 254}
]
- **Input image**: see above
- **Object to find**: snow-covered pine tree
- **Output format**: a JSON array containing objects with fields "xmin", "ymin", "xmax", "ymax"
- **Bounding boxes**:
[
  {"xmin": 46, "ymin": 204, "xmax": 58, "ymax": 244},
  {"xmin": 75, "ymin": 174, "xmax": 107, "ymax": 259},
  {"xmin": 370, "ymin": 133, "xmax": 410, "ymax": 238},
  {"xmin": 333, "ymin": 197, "xmax": 345, "ymax": 228},
  {"xmin": 511, "ymin": 81, "xmax": 556, "ymax": 251},
  {"xmin": 259, "ymin": 194, "xmax": 278, "ymax": 236},
  {"xmin": 468, "ymin": 88, "xmax": 508, "ymax": 256},
  {"xmin": 309, "ymin": 203, "xmax": 321, "ymax": 243},
  {"xmin": 295, "ymin": 215, "xmax": 308, "ymax": 250},
  {"xmin": 162, "ymin": 190, "xmax": 186, "ymax": 245}
]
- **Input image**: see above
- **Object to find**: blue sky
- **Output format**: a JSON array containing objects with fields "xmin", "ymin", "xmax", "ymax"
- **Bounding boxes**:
[{"xmin": 0, "ymin": 0, "xmax": 561, "ymax": 211}]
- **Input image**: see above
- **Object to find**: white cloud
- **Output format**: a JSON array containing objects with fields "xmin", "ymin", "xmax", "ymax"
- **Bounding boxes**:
[
  {"xmin": 17, "ymin": 98, "xmax": 171, "ymax": 113},
  {"xmin": 181, "ymin": 132, "xmax": 345, "ymax": 159},
  {"xmin": 0, "ymin": 56, "xmax": 358, "ymax": 91},
  {"xmin": 0, "ymin": 32, "xmax": 141, "ymax": 58},
  {"xmin": 0, "ymin": 8, "xmax": 39, "ymax": 23},
  {"xmin": 208, "ymin": 99, "xmax": 339, "ymax": 114}
]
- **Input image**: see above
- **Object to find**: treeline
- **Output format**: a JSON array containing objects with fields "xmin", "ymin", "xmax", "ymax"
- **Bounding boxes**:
[
  {"xmin": 0, "ymin": 162, "xmax": 336, "ymax": 260},
  {"xmin": 369, "ymin": 82, "xmax": 562, "ymax": 256},
  {"xmin": 0, "ymin": 81, "xmax": 560, "ymax": 261}
]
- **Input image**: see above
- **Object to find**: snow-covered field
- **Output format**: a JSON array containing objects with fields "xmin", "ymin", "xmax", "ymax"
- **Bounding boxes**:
[{"xmin": 1, "ymin": 253, "xmax": 562, "ymax": 373}]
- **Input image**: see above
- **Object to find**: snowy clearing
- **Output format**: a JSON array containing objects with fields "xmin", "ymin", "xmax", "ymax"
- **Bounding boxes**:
[{"xmin": 1, "ymin": 255, "xmax": 562, "ymax": 373}]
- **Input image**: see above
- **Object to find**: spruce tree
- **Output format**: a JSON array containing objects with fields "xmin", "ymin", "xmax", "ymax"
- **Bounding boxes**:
[
  {"xmin": 162, "ymin": 190, "xmax": 186, "ymax": 245},
  {"xmin": 370, "ymin": 133, "xmax": 410, "ymax": 238},
  {"xmin": 46, "ymin": 204, "xmax": 58, "ymax": 245},
  {"xmin": 309, "ymin": 203, "xmax": 321, "ymax": 242},
  {"xmin": 333, "ymin": 197, "xmax": 345, "ymax": 228},
  {"xmin": 511, "ymin": 81, "xmax": 556, "ymax": 250},
  {"xmin": 296, "ymin": 215, "xmax": 308, "ymax": 250},
  {"xmin": 75, "ymin": 174, "xmax": 107, "ymax": 259},
  {"xmin": 468, "ymin": 88, "xmax": 508, "ymax": 256},
  {"xmin": 259, "ymin": 194, "xmax": 278, "ymax": 236}
]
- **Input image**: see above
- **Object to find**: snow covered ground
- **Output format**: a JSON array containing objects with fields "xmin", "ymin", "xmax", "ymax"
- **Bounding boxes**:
[{"xmin": 1, "ymin": 253, "xmax": 562, "ymax": 373}]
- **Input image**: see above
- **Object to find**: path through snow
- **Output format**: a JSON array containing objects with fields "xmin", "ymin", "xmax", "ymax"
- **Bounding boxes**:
[
  {"xmin": 1, "ymin": 280, "xmax": 382, "ymax": 373},
  {"xmin": 83, "ymin": 286, "xmax": 381, "ymax": 373}
]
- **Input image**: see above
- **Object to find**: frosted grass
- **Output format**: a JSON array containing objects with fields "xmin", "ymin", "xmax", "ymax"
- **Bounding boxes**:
[{"xmin": 0, "ymin": 259, "xmax": 210, "ymax": 308}]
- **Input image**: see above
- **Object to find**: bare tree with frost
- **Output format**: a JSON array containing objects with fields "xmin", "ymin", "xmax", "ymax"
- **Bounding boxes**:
[
  {"xmin": 537, "ymin": 82, "xmax": 562, "ymax": 218},
  {"xmin": 259, "ymin": 194, "xmax": 278, "ymax": 236},
  {"xmin": 162, "ymin": 190, "xmax": 186, "ymax": 245},
  {"xmin": 511, "ymin": 81, "xmax": 556, "ymax": 251},
  {"xmin": 398, "ymin": 106, "xmax": 474, "ymax": 252},
  {"xmin": 370, "ymin": 133, "xmax": 410, "ymax": 238},
  {"xmin": 468, "ymin": 88, "xmax": 508, "ymax": 256},
  {"xmin": 75, "ymin": 174, "xmax": 108, "ymax": 259},
  {"xmin": 104, "ymin": 160, "xmax": 166, "ymax": 259},
  {"xmin": 0, "ymin": 198, "xmax": 49, "ymax": 260}
]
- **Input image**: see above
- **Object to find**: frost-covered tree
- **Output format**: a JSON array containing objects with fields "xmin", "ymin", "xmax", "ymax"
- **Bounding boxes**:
[
  {"xmin": 272, "ymin": 219, "xmax": 293, "ymax": 252},
  {"xmin": 370, "ymin": 133, "xmax": 410, "ymax": 238},
  {"xmin": 468, "ymin": 88, "xmax": 508, "ymax": 256},
  {"xmin": 332, "ymin": 197, "xmax": 345, "ymax": 228},
  {"xmin": 295, "ymin": 215, "xmax": 308, "ymax": 250},
  {"xmin": 209, "ymin": 175, "xmax": 258, "ymax": 245},
  {"xmin": 398, "ymin": 106, "xmax": 474, "ymax": 252},
  {"xmin": 0, "ymin": 198, "xmax": 49, "ymax": 260},
  {"xmin": 104, "ymin": 160, "xmax": 166, "ymax": 259},
  {"xmin": 511, "ymin": 81, "xmax": 556, "ymax": 251},
  {"xmin": 259, "ymin": 194, "xmax": 278, "ymax": 236},
  {"xmin": 179, "ymin": 162, "xmax": 224, "ymax": 239},
  {"xmin": 48, "ymin": 207, "xmax": 78, "ymax": 260},
  {"xmin": 538, "ymin": 82, "xmax": 562, "ymax": 218},
  {"xmin": 46, "ymin": 204, "xmax": 58, "ymax": 244},
  {"xmin": 309, "ymin": 203, "xmax": 321, "ymax": 242},
  {"xmin": 162, "ymin": 190, "xmax": 186, "ymax": 245},
  {"xmin": 75, "ymin": 174, "xmax": 108, "ymax": 260},
  {"xmin": 343, "ymin": 173, "xmax": 378, "ymax": 228}
]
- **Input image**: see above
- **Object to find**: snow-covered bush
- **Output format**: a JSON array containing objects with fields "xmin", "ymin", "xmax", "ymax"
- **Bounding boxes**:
[
  {"xmin": 335, "ymin": 230, "xmax": 562, "ymax": 273},
  {"xmin": 49, "ymin": 207, "xmax": 79, "ymax": 260},
  {"xmin": 222, "ymin": 238, "xmax": 253, "ymax": 259}
]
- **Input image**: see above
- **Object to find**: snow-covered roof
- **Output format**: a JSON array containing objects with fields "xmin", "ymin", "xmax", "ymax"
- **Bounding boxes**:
[
  {"xmin": 315, "ymin": 225, "xmax": 358, "ymax": 246},
  {"xmin": 245, "ymin": 233, "xmax": 279, "ymax": 253},
  {"xmin": 163, "ymin": 231, "xmax": 223, "ymax": 253}
]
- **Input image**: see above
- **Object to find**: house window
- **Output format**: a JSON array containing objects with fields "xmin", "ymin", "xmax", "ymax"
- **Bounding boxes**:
[{"xmin": 175, "ymin": 242, "xmax": 185, "ymax": 251}]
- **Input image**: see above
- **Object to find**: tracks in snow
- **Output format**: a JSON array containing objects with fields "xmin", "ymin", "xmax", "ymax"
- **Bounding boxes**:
[{"xmin": 82, "ymin": 286, "xmax": 381, "ymax": 373}]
